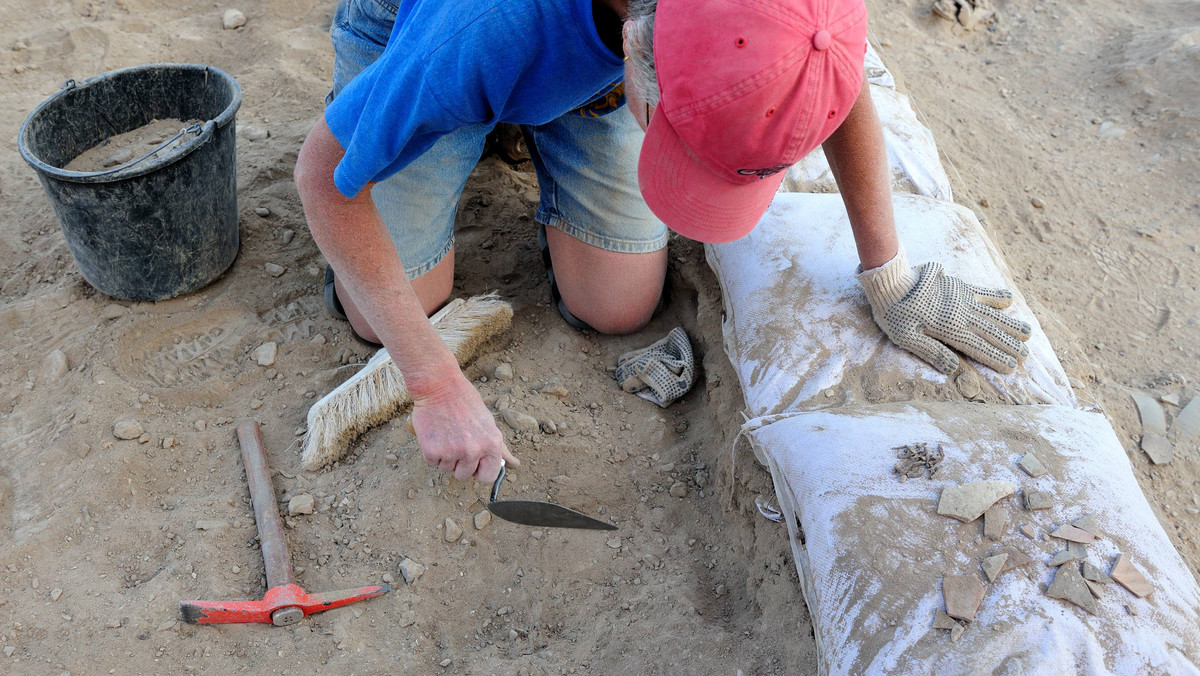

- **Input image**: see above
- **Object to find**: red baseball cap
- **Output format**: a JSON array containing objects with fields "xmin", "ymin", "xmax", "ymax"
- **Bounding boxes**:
[{"xmin": 639, "ymin": 0, "xmax": 869, "ymax": 243}]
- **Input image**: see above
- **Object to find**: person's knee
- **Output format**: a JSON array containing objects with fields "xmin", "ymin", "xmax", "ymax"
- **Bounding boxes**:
[{"xmin": 563, "ymin": 288, "xmax": 661, "ymax": 335}]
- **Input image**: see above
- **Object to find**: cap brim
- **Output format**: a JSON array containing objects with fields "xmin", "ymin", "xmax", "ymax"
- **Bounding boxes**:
[{"xmin": 638, "ymin": 112, "xmax": 784, "ymax": 244}]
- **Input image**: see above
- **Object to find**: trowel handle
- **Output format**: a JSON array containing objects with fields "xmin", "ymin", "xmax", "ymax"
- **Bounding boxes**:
[
  {"xmin": 236, "ymin": 421, "xmax": 296, "ymax": 590},
  {"xmin": 489, "ymin": 458, "xmax": 507, "ymax": 503}
]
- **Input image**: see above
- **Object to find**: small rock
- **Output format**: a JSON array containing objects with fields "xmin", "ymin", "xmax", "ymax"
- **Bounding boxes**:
[
  {"xmin": 398, "ymin": 558, "xmax": 425, "ymax": 584},
  {"xmin": 439, "ymin": 658, "xmax": 452, "ymax": 668},
  {"xmin": 99, "ymin": 303, "xmax": 128, "ymax": 320},
  {"xmin": 1097, "ymin": 121, "xmax": 1125, "ymax": 138},
  {"xmin": 195, "ymin": 520, "xmax": 230, "ymax": 531},
  {"xmin": 474, "ymin": 510, "xmax": 491, "ymax": 530},
  {"xmin": 955, "ymin": 370, "xmax": 981, "ymax": 398},
  {"xmin": 194, "ymin": 419, "xmax": 208, "ymax": 431},
  {"xmin": 158, "ymin": 619, "xmax": 177, "ymax": 632},
  {"xmin": 1024, "ymin": 491, "xmax": 1053, "ymax": 511},
  {"xmin": 41, "ymin": 349, "xmax": 69, "ymax": 383},
  {"xmin": 162, "ymin": 436, "xmax": 175, "ymax": 449},
  {"xmin": 3, "ymin": 646, "xmax": 14, "ymax": 657},
  {"xmin": 382, "ymin": 572, "xmax": 395, "ymax": 584},
  {"xmin": 1050, "ymin": 524, "xmax": 1096, "ymax": 544},
  {"xmin": 501, "ymin": 408, "xmax": 539, "ymax": 433},
  {"xmin": 933, "ymin": 609, "xmax": 958, "ymax": 630},
  {"xmin": 1030, "ymin": 197, "xmax": 1046, "ymax": 209},
  {"xmin": 1140, "ymin": 433, "xmax": 1173, "ymax": 465},
  {"xmin": 282, "ymin": 229, "xmax": 295, "ymax": 245},
  {"xmin": 1046, "ymin": 563, "xmax": 1098, "ymax": 614},
  {"xmin": 493, "ymin": 363, "xmax": 514, "ymax": 381},
  {"xmin": 444, "ymin": 518, "xmax": 463, "ymax": 542},
  {"xmin": 1082, "ymin": 561, "xmax": 1112, "ymax": 584},
  {"xmin": 112, "ymin": 420, "xmax": 144, "ymax": 440},
  {"xmin": 253, "ymin": 342, "xmax": 278, "ymax": 367},
  {"xmin": 606, "ymin": 538, "xmax": 621, "ymax": 549},
  {"xmin": 254, "ymin": 206, "xmax": 270, "ymax": 217},
  {"xmin": 983, "ymin": 506, "xmax": 1008, "ymax": 541},
  {"xmin": 288, "ymin": 494, "xmax": 315, "ymax": 516},
  {"xmin": 1127, "ymin": 603, "xmax": 1138, "ymax": 616},
  {"xmin": 670, "ymin": 482, "xmax": 688, "ymax": 498},
  {"xmin": 103, "ymin": 147, "xmax": 134, "ymax": 167},
  {"xmin": 981, "ymin": 554, "xmax": 1008, "ymax": 583},
  {"xmin": 1018, "ymin": 453, "xmax": 1048, "ymax": 478},
  {"xmin": 530, "ymin": 530, "xmax": 543, "ymax": 540},
  {"xmin": 50, "ymin": 588, "xmax": 63, "ymax": 602},
  {"xmin": 222, "ymin": 8, "xmax": 247, "ymax": 30},
  {"xmin": 264, "ymin": 263, "xmax": 286, "ymax": 278},
  {"xmin": 244, "ymin": 126, "xmax": 269, "ymax": 141},
  {"xmin": 232, "ymin": 565, "xmax": 241, "ymax": 573},
  {"xmin": 540, "ymin": 419, "xmax": 557, "ymax": 435},
  {"xmin": 1110, "ymin": 554, "xmax": 1153, "ymax": 598},
  {"xmin": 540, "ymin": 383, "xmax": 570, "ymax": 398},
  {"xmin": 942, "ymin": 574, "xmax": 984, "ymax": 621},
  {"xmin": 937, "ymin": 481, "xmax": 1014, "ymax": 523}
]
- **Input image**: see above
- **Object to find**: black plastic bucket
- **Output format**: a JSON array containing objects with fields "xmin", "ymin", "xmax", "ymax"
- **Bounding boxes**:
[{"xmin": 18, "ymin": 64, "xmax": 242, "ymax": 301}]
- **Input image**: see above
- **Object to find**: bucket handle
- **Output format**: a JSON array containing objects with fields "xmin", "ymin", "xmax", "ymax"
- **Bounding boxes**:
[{"xmin": 80, "ymin": 123, "xmax": 206, "ymax": 177}]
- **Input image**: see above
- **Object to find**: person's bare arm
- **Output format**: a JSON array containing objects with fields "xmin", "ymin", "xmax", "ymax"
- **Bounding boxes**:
[
  {"xmin": 294, "ymin": 117, "xmax": 517, "ymax": 481},
  {"xmin": 821, "ymin": 78, "xmax": 899, "ymax": 271}
]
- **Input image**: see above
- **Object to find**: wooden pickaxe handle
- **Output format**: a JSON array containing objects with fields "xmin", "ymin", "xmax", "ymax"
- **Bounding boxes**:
[{"xmin": 236, "ymin": 421, "xmax": 296, "ymax": 591}]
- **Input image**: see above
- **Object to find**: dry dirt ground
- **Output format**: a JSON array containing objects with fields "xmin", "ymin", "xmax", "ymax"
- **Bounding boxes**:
[{"xmin": 0, "ymin": 0, "xmax": 1196, "ymax": 674}]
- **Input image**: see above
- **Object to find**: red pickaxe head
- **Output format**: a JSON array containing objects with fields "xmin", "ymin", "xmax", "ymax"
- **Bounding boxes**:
[{"xmin": 180, "ymin": 582, "xmax": 390, "ymax": 626}]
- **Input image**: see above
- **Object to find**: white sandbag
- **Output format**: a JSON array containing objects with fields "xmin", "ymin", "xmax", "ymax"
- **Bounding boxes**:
[
  {"xmin": 705, "ymin": 192, "xmax": 1074, "ymax": 417},
  {"xmin": 779, "ymin": 45, "xmax": 952, "ymax": 200},
  {"xmin": 745, "ymin": 402, "xmax": 1200, "ymax": 675}
]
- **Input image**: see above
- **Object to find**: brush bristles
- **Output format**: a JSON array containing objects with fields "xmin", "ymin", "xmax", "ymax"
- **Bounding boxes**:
[{"xmin": 300, "ymin": 293, "xmax": 513, "ymax": 471}]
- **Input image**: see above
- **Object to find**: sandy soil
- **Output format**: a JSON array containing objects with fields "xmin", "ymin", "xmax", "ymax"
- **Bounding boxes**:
[{"xmin": 0, "ymin": 0, "xmax": 1195, "ymax": 674}]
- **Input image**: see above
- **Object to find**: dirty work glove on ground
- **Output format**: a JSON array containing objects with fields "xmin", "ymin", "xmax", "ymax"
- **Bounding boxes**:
[
  {"xmin": 615, "ymin": 327, "xmax": 695, "ymax": 408},
  {"xmin": 855, "ymin": 247, "xmax": 1032, "ymax": 375}
]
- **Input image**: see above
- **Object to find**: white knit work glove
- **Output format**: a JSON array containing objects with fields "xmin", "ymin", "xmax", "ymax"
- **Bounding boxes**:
[
  {"xmin": 615, "ymin": 327, "xmax": 695, "ymax": 408},
  {"xmin": 855, "ymin": 247, "xmax": 1032, "ymax": 375}
]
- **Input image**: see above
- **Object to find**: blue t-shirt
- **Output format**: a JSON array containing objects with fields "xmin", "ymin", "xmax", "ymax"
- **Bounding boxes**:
[{"xmin": 325, "ymin": 0, "xmax": 624, "ymax": 199}]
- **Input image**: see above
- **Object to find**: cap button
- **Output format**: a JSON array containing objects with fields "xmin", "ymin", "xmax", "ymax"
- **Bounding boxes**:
[{"xmin": 813, "ymin": 29, "xmax": 832, "ymax": 51}]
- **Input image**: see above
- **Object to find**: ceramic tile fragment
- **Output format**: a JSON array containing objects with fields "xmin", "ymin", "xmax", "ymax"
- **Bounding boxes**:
[
  {"xmin": 943, "ymin": 574, "xmax": 985, "ymax": 621},
  {"xmin": 1141, "ymin": 433, "xmax": 1173, "ymax": 465},
  {"xmin": 983, "ymin": 506, "xmax": 1008, "ymax": 541},
  {"xmin": 1046, "ymin": 564, "xmax": 1098, "ymax": 614},
  {"xmin": 1018, "ymin": 453, "xmax": 1048, "ymax": 478},
  {"xmin": 1051, "ymin": 524, "xmax": 1097, "ymax": 544},
  {"xmin": 938, "ymin": 481, "xmax": 1015, "ymax": 523},
  {"xmin": 981, "ymin": 553, "xmax": 1008, "ymax": 582},
  {"xmin": 1110, "ymin": 554, "xmax": 1154, "ymax": 598}
]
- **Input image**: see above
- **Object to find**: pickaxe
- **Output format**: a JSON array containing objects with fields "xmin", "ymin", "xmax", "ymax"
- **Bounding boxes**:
[{"xmin": 180, "ymin": 421, "xmax": 389, "ymax": 626}]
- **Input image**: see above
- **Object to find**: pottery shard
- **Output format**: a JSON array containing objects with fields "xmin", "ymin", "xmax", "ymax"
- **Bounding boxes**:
[
  {"xmin": 937, "ymin": 481, "xmax": 1014, "ymax": 523},
  {"xmin": 1048, "ymin": 548, "xmax": 1085, "ymax": 567},
  {"xmin": 1177, "ymin": 397, "xmax": 1200, "ymax": 440},
  {"xmin": 981, "ymin": 553, "xmax": 1008, "ymax": 583},
  {"xmin": 1024, "ymin": 491, "xmax": 1053, "ymax": 511},
  {"xmin": 1131, "ymin": 392, "xmax": 1168, "ymax": 435},
  {"xmin": 942, "ymin": 574, "xmax": 985, "ymax": 622},
  {"xmin": 1140, "ymin": 433, "xmax": 1173, "ymax": 465},
  {"xmin": 1082, "ymin": 561, "xmax": 1112, "ymax": 583},
  {"xmin": 997, "ymin": 546, "xmax": 1033, "ymax": 573},
  {"xmin": 983, "ymin": 506, "xmax": 1008, "ymax": 541},
  {"xmin": 950, "ymin": 623, "xmax": 965, "ymax": 642},
  {"xmin": 1050, "ymin": 524, "xmax": 1097, "ymax": 544},
  {"xmin": 1110, "ymin": 554, "xmax": 1153, "ymax": 598},
  {"xmin": 1018, "ymin": 453, "xmax": 1048, "ymax": 478},
  {"xmin": 1085, "ymin": 579, "xmax": 1105, "ymax": 599},
  {"xmin": 1046, "ymin": 563, "xmax": 1098, "ymax": 615},
  {"xmin": 1072, "ymin": 515, "xmax": 1103, "ymax": 539},
  {"xmin": 933, "ymin": 609, "xmax": 959, "ymax": 630}
]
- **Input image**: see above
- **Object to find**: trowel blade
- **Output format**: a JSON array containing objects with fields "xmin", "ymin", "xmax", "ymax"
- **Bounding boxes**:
[{"xmin": 488, "ymin": 500, "xmax": 617, "ymax": 530}]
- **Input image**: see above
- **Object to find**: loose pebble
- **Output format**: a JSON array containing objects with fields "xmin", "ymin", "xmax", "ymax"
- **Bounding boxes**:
[
  {"xmin": 99, "ymin": 304, "xmax": 128, "ymax": 320},
  {"xmin": 282, "ymin": 229, "xmax": 295, "ymax": 245},
  {"xmin": 606, "ymin": 538, "xmax": 621, "ymax": 550},
  {"xmin": 1030, "ymin": 197, "xmax": 1046, "ymax": 209},
  {"xmin": 474, "ymin": 510, "xmax": 491, "ymax": 530},
  {"xmin": 493, "ymin": 363, "xmax": 514, "ymax": 381},
  {"xmin": 103, "ymin": 147, "xmax": 135, "ymax": 168},
  {"xmin": 253, "ymin": 342, "xmax": 278, "ymax": 367},
  {"xmin": 244, "ymin": 126, "xmax": 269, "ymax": 141},
  {"xmin": 254, "ymin": 206, "xmax": 270, "ymax": 217},
  {"xmin": 501, "ymin": 408, "xmax": 539, "ymax": 433},
  {"xmin": 222, "ymin": 8, "xmax": 247, "ymax": 30},
  {"xmin": 288, "ymin": 495, "xmax": 315, "ymax": 516},
  {"xmin": 50, "ymin": 588, "xmax": 63, "ymax": 602},
  {"xmin": 112, "ymin": 420, "xmax": 144, "ymax": 440},
  {"xmin": 670, "ymin": 482, "xmax": 688, "ymax": 498},
  {"xmin": 264, "ymin": 263, "xmax": 285, "ymax": 277},
  {"xmin": 195, "ymin": 520, "xmax": 230, "ymax": 531},
  {"xmin": 444, "ymin": 518, "xmax": 463, "ymax": 542},
  {"xmin": 41, "ymin": 349, "xmax": 69, "ymax": 383},
  {"xmin": 398, "ymin": 558, "xmax": 425, "ymax": 584}
]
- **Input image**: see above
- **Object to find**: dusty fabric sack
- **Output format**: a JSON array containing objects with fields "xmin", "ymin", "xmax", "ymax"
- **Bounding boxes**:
[
  {"xmin": 780, "ymin": 45, "xmax": 952, "ymax": 201},
  {"xmin": 705, "ymin": 193, "xmax": 1075, "ymax": 417},
  {"xmin": 745, "ymin": 402, "xmax": 1200, "ymax": 675}
]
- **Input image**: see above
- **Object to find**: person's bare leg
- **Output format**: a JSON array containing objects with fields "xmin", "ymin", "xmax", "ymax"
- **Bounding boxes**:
[
  {"xmin": 334, "ymin": 247, "xmax": 455, "ymax": 343},
  {"xmin": 545, "ymin": 227, "xmax": 666, "ymax": 335}
]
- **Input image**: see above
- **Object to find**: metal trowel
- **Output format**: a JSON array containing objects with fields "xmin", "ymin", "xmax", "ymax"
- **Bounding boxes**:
[{"xmin": 487, "ymin": 460, "xmax": 616, "ymax": 530}]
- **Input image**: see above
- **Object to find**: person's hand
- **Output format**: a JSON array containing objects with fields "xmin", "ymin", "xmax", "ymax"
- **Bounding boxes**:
[
  {"xmin": 856, "ymin": 247, "xmax": 1032, "ymax": 375},
  {"xmin": 409, "ymin": 373, "xmax": 519, "ymax": 483}
]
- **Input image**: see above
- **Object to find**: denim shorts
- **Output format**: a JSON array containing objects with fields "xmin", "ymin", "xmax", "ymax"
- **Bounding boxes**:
[{"xmin": 326, "ymin": 0, "xmax": 668, "ymax": 279}]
